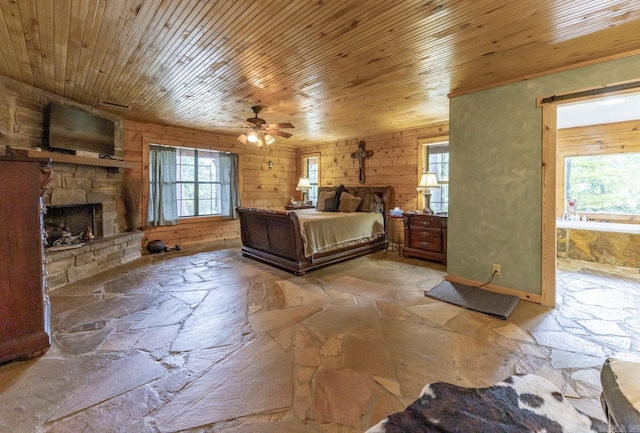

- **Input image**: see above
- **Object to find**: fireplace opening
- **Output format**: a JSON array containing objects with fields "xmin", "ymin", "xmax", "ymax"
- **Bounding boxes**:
[{"xmin": 44, "ymin": 203, "xmax": 104, "ymax": 249}]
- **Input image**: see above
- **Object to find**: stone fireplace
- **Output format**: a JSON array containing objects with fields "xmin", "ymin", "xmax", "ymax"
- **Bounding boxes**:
[
  {"xmin": 44, "ymin": 203, "xmax": 104, "ymax": 248},
  {"xmin": 43, "ymin": 162, "xmax": 144, "ymax": 289}
]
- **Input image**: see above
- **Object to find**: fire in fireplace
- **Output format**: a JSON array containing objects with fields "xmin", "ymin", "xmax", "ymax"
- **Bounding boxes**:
[{"xmin": 44, "ymin": 203, "xmax": 104, "ymax": 249}]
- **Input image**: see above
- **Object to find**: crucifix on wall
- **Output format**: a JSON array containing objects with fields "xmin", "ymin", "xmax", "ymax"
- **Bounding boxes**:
[{"xmin": 350, "ymin": 140, "xmax": 373, "ymax": 183}]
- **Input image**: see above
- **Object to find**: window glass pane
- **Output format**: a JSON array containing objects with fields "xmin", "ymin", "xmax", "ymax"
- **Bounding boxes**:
[
  {"xmin": 428, "ymin": 144, "xmax": 449, "ymax": 182},
  {"xmin": 305, "ymin": 156, "xmax": 319, "ymax": 205},
  {"xmin": 177, "ymin": 183, "xmax": 195, "ymax": 217},
  {"xmin": 565, "ymin": 153, "xmax": 640, "ymax": 214},
  {"xmin": 197, "ymin": 151, "xmax": 218, "ymax": 182},
  {"xmin": 177, "ymin": 149, "xmax": 195, "ymax": 182},
  {"xmin": 199, "ymin": 199, "xmax": 213, "ymax": 215},
  {"xmin": 426, "ymin": 143, "xmax": 449, "ymax": 214}
]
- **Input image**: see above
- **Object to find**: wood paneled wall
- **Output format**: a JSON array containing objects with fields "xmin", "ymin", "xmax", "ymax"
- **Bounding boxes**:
[
  {"xmin": 123, "ymin": 120, "xmax": 299, "ymax": 247},
  {"xmin": 0, "ymin": 69, "xmax": 448, "ymax": 250},
  {"xmin": 557, "ymin": 119, "xmax": 640, "ymax": 222},
  {"xmin": 298, "ymin": 122, "xmax": 448, "ymax": 212}
]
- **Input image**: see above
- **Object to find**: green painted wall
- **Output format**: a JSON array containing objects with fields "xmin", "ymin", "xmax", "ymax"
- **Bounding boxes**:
[{"xmin": 448, "ymin": 54, "xmax": 640, "ymax": 295}]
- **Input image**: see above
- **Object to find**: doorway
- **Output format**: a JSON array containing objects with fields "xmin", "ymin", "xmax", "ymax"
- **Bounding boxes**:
[{"xmin": 541, "ymin": 89, "xmax": 640, "ymax": 307}]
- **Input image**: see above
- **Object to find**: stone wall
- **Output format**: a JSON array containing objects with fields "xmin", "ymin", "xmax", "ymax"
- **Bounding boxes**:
[
  {"xmin": 44, "ymin": 163, "xmax": 126, "ymax": 237},
  {"xmin": 557, "ymin": 227, "xmax": 640, "ymax": 269},
  {"xmin": 0, "ymin": 74, "xmax": 143, "ymax": 288}
]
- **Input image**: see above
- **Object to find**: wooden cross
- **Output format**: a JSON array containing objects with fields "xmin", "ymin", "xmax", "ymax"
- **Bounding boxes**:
[{"xmin": 350, "ymin": 140, "xmax": 373, "ymax": 183}]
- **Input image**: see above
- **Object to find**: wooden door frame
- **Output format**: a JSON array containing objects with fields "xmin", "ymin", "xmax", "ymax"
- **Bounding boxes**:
[
  {"xmin": 540, "ymin": 104, "xmax": 557, "ymax": 307},
  {"xmin": 539, "ymin": 80, "xmax": 640, "ymax": 307}
]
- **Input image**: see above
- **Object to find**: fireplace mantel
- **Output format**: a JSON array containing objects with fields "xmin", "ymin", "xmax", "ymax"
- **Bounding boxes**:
[{"xmin": 16, "ymin": 149, "xmax": 135, "ymax": 170}]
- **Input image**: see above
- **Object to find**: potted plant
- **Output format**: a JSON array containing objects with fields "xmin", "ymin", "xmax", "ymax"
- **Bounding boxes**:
[{"xmin": 123, "ymin": 177, "xmax": 142, "ymax": 231}]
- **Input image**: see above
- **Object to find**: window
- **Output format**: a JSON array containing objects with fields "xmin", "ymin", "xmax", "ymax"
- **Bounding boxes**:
[
  {"xmin": 302, "ymin": 155, "xmax": 319, "ymax": 205},
  {"xmin": 176, "ymin": 148, "xmax": 223, "ymax": 216},
  {"xmin": 565, "ymin": 152, "xmax": 640, "ymax": 215},
  {"xmin": 147, "ymin": 144, "xmax": 238, "ymax": 225},
  {"xmin": 426, "ymin": 143, "xmax": 449, "ymax": 213}
]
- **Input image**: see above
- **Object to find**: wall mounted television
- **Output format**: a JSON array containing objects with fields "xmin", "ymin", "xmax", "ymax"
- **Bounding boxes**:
[{"xmin": 45, "ymin": 102, "xmax": 116, "ymax": 157}]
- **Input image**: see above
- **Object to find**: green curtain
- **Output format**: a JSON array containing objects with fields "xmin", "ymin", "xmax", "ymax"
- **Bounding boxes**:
[
  {"xmin": 147, "ymin": 144, "xmax": 178, "ymax": 226},
  {"xmin": 220, "ymin": 152, "xmax": 240, "ymax": 219}
]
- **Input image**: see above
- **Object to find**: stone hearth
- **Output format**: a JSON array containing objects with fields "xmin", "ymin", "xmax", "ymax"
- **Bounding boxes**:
[{"xmin": 46, "ymin": 231, "xmax": 145, "ymax": 289}]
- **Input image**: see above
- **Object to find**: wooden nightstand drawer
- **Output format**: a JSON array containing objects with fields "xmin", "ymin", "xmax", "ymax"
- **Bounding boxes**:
[
  {"xmin": 410, "ymin": 217, "xmax": 442, "ymax": 230},
  {"xmin": 409, "ymin": 229, "xmax": 440, "ymax": 242},
  {"xmin": 408, "ymin": 234, "xmax": 442, "ymax": 252}
]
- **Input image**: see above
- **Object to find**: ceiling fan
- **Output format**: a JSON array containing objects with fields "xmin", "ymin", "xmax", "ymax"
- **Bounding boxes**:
[{"xmin": 237, "ymin": 105, "xmax": 295, "ymax": 146}]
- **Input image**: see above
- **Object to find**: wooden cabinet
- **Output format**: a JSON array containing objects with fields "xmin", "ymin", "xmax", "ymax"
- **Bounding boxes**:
[
  {"xmin": 0, "ymin": 156, "xmax": 52, "ymax": 364},
  {"xmin": 402, "ymin": 212, "xmax": 447, "ymax": 264}
]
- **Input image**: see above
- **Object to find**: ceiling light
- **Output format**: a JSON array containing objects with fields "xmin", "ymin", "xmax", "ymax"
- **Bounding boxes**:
[
  {"xmin": 247, "ymin": 131, "xmax": 259, "ymax": 143},
  {"xmin": 237, "ymin": 129, "xmax": 276, "ymax": 147}
]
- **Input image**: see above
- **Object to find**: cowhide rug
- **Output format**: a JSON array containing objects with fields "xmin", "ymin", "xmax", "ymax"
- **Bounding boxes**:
[{"xmin": 367, "ymin": 374, "xmax": 607, "ymax": 433}]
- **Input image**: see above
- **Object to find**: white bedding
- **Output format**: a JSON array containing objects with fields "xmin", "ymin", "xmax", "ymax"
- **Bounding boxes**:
[{"xmin": 291, "ymin": 209, "xmax": 385, "ymax": 258}]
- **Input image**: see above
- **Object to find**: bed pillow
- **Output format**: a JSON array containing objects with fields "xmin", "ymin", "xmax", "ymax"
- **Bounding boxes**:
[
  {"xmin": 338, "ymin": 191, "xmax": 362, "ymax": 212},
  {"xmin": 317, "ymin": 190, "xmax": 336, "ymax": 211},
  {"xmin": 354, "ymin": 190, "xmax": 383, "ymax": 213}
]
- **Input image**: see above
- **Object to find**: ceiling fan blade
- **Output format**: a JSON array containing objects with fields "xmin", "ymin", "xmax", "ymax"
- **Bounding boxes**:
[
  {"xmin": 267, "ymin": 129, "xmax": 292, "ymax": 138},
  {"xmin": 266, "ymin": 122, "xmax": 294, "ymax": 129}
]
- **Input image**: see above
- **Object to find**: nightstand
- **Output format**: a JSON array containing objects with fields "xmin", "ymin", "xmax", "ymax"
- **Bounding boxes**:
[
  {"xmin": 402, "ymin": 212, "xmax": 447, "ymax": 264},
  {"xmin": 285, "ymin": 204, "xmax": 315, "ymax": 210}
]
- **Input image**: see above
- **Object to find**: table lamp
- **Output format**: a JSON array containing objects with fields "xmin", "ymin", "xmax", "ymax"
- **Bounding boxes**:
[
  {"xmin": 296, "ymin": 177, "xmax": 311, "ymax": 204},
  {"xmin": 417, "ymin": 172, "xmax": 440, "ymax": 214}
]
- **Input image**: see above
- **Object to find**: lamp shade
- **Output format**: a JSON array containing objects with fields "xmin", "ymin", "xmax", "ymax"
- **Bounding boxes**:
[
  {"xmin": 264, "ymin": 134, "xmax": 275, "ymax": 145},
  {"xmin": 418, "ymin": 172, "xmax": 439, "ymax": 189},
  {"xmin": 296, "ymin": 177, "xmax": 311, "ymax": 191}
]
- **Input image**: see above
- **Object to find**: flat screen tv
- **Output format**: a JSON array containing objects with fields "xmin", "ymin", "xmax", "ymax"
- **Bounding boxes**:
[{"xmin": 45, "ymin": 102, "xmax": 116, "ymax": 157}]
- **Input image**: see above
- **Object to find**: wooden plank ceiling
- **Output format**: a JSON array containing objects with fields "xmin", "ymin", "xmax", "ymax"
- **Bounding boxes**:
[{"xmin": 0, "ymin": 0, "xmax": 639, "ymax": 146}]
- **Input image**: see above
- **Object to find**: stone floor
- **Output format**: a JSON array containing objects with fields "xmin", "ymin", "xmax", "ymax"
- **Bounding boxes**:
[{"xmin": 1, "ymin": 242, "xmax": 639, "ymax": 432}]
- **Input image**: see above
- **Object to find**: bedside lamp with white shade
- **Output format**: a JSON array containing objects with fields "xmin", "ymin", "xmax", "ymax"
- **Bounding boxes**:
[
  {"xmin": 296, "ymin": 177, "xmax": 311, "ymax": 204},
  {"xmin": 417, "ymin": 172, "xmax": 440, "ymax": 214}
]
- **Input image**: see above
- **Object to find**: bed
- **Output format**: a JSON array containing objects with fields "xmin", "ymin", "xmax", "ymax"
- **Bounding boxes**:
[{"xmin": 236, "ymin": 185, "xmax": 394, "ymax": 275}]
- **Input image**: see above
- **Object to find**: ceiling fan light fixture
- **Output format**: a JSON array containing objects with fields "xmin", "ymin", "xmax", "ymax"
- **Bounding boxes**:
[
  {"xmin": 236, "ymin": 106, "xmax": 294, "ymax": 146},
  {"xmin": 247, "ymin": 131, "xmax": 259, "ymax": 143}
]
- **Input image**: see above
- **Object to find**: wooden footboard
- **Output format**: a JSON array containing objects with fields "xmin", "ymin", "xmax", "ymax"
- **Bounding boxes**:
[{"xmin": 236, "ymin": 186, "xmax": 394, "ymax": 275}]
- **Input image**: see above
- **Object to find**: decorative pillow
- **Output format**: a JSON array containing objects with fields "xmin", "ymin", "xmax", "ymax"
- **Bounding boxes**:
[
  {"xmin": 317, "ymin": 190, "xmax": 336, "ymax": 211},
  {"xmin": 338, "ymin": 192, "xmax": 362, "ymax": 212},
  {"xmin": 354, "ymin": 190, "xmax": 383, "ymax": 213}
]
